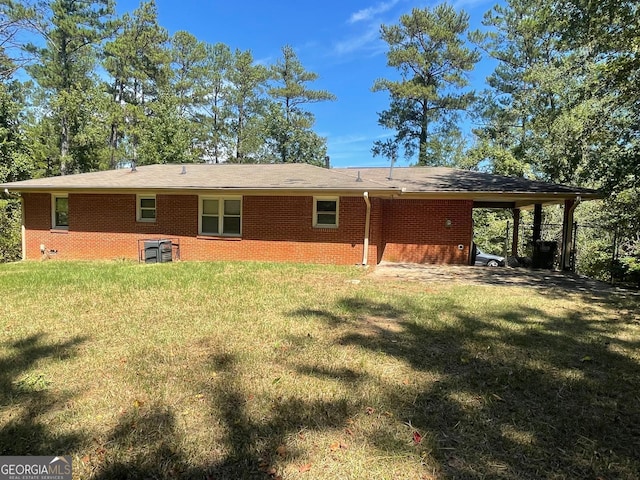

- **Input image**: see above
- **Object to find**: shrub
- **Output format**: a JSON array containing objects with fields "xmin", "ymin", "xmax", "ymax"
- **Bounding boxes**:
[{"xmin": 0, "ymin": 199, "xmax": 22, "ymax": 263}]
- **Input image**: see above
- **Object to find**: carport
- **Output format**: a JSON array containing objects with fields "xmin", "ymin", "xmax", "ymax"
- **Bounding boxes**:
[
  {"xmin": 351, "ymin": 167, "xmax": 603, "ymax": 270},
  {"xmin": 475, "ymin": 196, "xmax": 592, "ymax": 270}
]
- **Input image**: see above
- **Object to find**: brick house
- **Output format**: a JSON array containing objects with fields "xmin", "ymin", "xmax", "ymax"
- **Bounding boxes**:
[{"xmin": 0, "ymin": 164, "xmax": 600, "ymax": 266}]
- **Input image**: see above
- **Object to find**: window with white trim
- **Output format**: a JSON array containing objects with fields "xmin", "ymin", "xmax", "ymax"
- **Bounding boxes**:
[
  {"xmin": 52, "ymin": 194, "xmax": 68, "ymax": 229},
  {"xmin": 313, "ymin": 197, "xmax": 339, "ymax": 228},
  {"xmin": 199, "ymin": 196, "xmax": 242, "ymax": 236},
  {"xmin": 137, "ymin": 195, "xmax": 156, "ymax": 222}
]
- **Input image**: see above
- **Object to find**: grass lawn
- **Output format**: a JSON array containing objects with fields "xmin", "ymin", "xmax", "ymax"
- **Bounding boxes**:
[{"xmin": 1, "ymin": 260, "xmax": 639, "ymax": 479}]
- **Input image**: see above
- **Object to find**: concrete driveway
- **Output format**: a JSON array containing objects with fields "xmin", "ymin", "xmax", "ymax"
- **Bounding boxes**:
[{"xmin": 370, "ymin": 262, "xmax": 637, "ymax": 298}]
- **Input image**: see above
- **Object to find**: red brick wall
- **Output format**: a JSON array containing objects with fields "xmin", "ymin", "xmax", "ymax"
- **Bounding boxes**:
[
  {"xmin": 22, "ymin": 193, "xmax": 472, "ymax": 265},
  {"xmin": 22, "ymin": 193, "xmax": 375, "ymax": 265},
  {"xmin": 379, "ymin": 198, "xmax": 473, "ymax": 264}
]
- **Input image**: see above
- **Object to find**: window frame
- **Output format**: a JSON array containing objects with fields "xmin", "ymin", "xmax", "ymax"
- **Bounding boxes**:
[
  {"xmin": 198, "ymin": 196, "xmax": 242, "ymax": 237},
  {"xmin": 51, "ymin": 194, "xmax": 69, "ymax": 230},
  {"xmin": 313, "ymin": 196, "xmax": 339, "ymax": 228},
  {"xmin": 137, "ymin": 194, "xmax": 157, "ymax": 223}
]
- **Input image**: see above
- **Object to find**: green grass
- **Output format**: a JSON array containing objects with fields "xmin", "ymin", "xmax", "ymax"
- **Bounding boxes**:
[{"xmin": 1, "ymin": 260, "xmax": 639, "ymax": 479}]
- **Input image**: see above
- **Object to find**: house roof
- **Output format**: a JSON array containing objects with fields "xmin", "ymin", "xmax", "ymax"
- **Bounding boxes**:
[
  {"xmin": 1, "ymin": 163, "xmax": 602, "ymax": 207},
  {"xmin": 0, "ymin": 164, "xmax": 386, "ymax": 193},
  {"xmin": 335, "ymin": 167, "xmax": 597, "ymax": 195}
]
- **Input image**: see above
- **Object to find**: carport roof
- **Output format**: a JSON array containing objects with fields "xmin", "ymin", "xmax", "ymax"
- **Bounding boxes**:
[
  {"xmin": 1, "ymin": 163, "xmax": 602, "ymax": 206},
  {"xmin": 335, "ymin": 167, "xmax": 602, "ymax": 207}
]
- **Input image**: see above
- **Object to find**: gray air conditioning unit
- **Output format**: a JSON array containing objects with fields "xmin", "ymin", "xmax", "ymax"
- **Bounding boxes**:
[{"xmin": 144, "ymin": 239, "xmax": 172, "ymax": 263}]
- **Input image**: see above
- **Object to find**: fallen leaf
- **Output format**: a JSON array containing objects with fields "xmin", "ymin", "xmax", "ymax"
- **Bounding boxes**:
[
  {"xmin": 298, "ymin": 463, "xmax": 312, "ymax": 473},
  {"xmin": 580, "ymin": 356, "xmax": 593, "ymax": 362},
  {"xmin": 413, "ymin": 431, "xmax": 423, "ymax": 444},
  {"xmin": 133, "ymin": 399, "xmax": 144, "ymax": 408},
  {"xmin": 345, "ymin": 428, "xmax": 354, "ymax": 436},
  {"xmin": 266, "ymin": 466, "xmax": 277, "ymax": 475},
  {"xmin": 340, "ymin": 442, "xmax": 349, "ymax": 450},
  {"xmin": 365, "ymin": 406, "xmax": 375, "ymax": 415},
  {"xmin": 276, "ymin": 445, "xmax": 287, "ymax": 457},
  {"xmin": 330, "ymin": 441, "xmax": 340, "ymax": 451}
]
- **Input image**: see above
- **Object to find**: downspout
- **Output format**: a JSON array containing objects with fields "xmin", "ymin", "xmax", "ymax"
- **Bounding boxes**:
[
  {"xmin": 362, "ymin": 192, "xmax": 371, "ymax": 266},
  {"xmin": 21, "ymin": 195, "xmax": 26, "ymax": 261},
  {"xmin": 568, "ymin": 196, "xmax": 581, "ymax": 217}
]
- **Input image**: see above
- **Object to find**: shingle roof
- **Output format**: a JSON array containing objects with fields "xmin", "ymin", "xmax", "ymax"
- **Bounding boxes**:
[
  {"xmin": 0, "ymin": 163, "xmax": 386, "ymax": 192},
  {"xmin": 335, "ymin": 167, "xmax": 601, "ymax": 196},
  {"xmin": 1, "ymin": 163, "xmax": 602, "ymax": 205}
]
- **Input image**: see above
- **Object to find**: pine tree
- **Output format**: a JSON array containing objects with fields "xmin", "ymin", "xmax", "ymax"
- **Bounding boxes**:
[
  {"xmin": 103, "ymin": 0, "xmax": 169, "ymax": 167},
  {"xmin": 373, "ymin": 4, "xmax": 479, "ymax": 166},
  {"xmin": 168, "ymin": 30, "xmax": 208, "ymax": 162},
  {"xmin": 199, "ymin": 42, "xmax": 233, "ymax": 163},
  {"xmin": 267, "ymin": 45, "xmax": 335, "ymax": 164},
  {"xmin": 27, "ymin": 0, "xmax": 115, "ymax": 174},
  {"xmin": 226, "ymin": 49, "xmax": 268, "ymax": 162}
]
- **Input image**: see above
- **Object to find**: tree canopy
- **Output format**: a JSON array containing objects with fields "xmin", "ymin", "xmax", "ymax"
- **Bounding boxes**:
[
  {"xmin": 0, "ymin": 0, "xmax": 638, "ymax": 275},
  {"xmin": 372, "ymin": 4, "xmax": 479, "ymax": 166}
]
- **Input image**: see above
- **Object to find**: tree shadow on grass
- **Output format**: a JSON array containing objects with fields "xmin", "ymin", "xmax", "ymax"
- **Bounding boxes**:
[
  {"xmin": 0, "ymin": 333, "xmax": 89, "ymax": 455},
  {"xmin": 91, "ymin": 404, "xmax": 191, "ymax": 479},
  {"xmin": 76, "ymin": 289, "xmax": 639, "ymax": 479},
  {"xmin": 92, "ymin": 351, "xmax": 359, "ymax": 480},
  {"xmin": 304, "ymin": 295, "xmax": 640, "ymax": 479},
  {"xmin": 201, "ymin": 352, "xmax": 357, "ymax": 479}
]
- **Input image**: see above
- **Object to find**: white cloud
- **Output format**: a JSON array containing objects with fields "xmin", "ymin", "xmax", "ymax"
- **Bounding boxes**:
[
  {"xmin": 349, "ymin": 0, "xmax": 401, "ymax": 24},
  {"xmin": 333, "ymin": 23, "xmax": 382, "ymax": 56}
]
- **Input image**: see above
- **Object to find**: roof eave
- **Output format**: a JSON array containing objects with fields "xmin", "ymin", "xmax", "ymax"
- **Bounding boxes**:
[{"xmin": 2, "ymin": 185, "xmax": 398, "ymax": 196}]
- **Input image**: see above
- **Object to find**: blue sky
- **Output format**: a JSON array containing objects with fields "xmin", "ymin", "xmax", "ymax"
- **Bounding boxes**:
[{"xmin": 117, "ymin": 0, "xmax": 500, "ymax": 168}]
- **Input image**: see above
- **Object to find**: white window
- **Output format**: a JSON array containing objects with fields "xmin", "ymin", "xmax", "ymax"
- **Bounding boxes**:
[
  {"xmin": 52, "ymin": 194, "xmax": 68, "ymax": 229},
  {"xmin": 137, "ymin": 195, "xmax": 156, "ymax": 222},
  {"xmin": 313, "ymin": 197, "xmax": 339, "ymax": 228},
  {"xmin": 199, "ymin": 196, "xmax": 242, "ymax": 236}
]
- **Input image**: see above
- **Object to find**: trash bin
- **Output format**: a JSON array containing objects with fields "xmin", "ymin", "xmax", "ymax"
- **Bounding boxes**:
[{"xmin": 532, "ymin": 240, "xmax": 557, "ymax": 269}]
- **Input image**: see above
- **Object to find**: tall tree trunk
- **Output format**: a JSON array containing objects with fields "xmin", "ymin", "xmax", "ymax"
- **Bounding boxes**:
[
  {"xmin": 236, "ymin": 105, "xmax": 244, "ymax": 162},
  {"xmin": 419, "ymin": 101, "xmax": 429, "ymax": 165},
  {"xmin": 60, "ymin": 115, "xmax": 70, "ymax": 175},
  {"xmin": 109, "ymin": 80, "xmax": 122, "ymax": 169},
  {"xmin": 60, "ymin": 34, "xmax": 70, "ymax": 175}
]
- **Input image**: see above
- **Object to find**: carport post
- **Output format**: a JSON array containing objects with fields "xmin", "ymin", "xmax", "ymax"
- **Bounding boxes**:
[
  {"xmin": 532, "ymin": 204, "xmax": 542, "ymax": 243},
  {"xmin": 511, "ymin": 208, "xmax": 520, "ymax": 257},
  {"xmin": 560, "ymin": 197, "xmax": 579, "ymax": 271}
]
